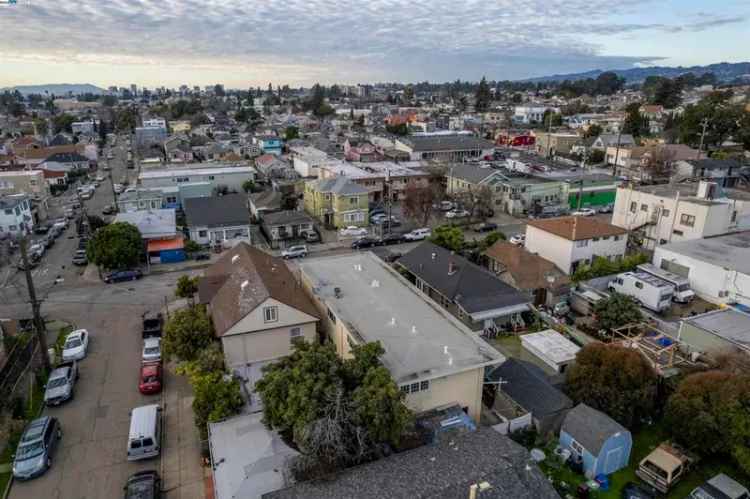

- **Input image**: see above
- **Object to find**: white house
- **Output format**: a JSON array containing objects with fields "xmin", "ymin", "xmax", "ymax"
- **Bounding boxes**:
[
  {"xmin": 183, "ymin": 194, "xmax": 251, "ymax": 246},
  {"xmin": 525, "ymin": 216, "xmax": 628, "ymax": 275},
  {"xmin": 653, "ymin": 231, "xmax": 750, "ymax": 307},
  {"xmin": 288, "ymin": 145, "xmax": 329, "ymax": 177},
  {"xmin": 513, "ymin": 105, "xmax": 560, "ymax": 124},
  {"xmin": 0, "ymin": 170, "xmax": 49, "ymax": 200},
  {"xmin": 0, "ymin": 195, "xmax": 34, "ymax": 236},
  {"xmin": 611, "ymin": 181, "xmax": 750, "ymax": 250},
  {"xmin": 138, "ymin": 165, "xmax": 256, "ymax": 193}
]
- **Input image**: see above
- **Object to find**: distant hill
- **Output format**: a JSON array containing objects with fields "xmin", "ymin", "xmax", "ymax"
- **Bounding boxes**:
[
  {"xmin": 523, "ymin": 61, "xmax": 750, "ymax": 84},
  {"xmin": 2, "ymin": 83, "xmax": 106, "ymax": 96}
]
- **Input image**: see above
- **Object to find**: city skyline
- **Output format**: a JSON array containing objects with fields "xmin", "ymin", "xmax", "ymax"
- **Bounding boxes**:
[{"xmin": 0, "ymin": 0, "xmax": 748, "ymax": 88}]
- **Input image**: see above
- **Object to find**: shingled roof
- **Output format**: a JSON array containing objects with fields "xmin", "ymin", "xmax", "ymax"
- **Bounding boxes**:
[
  {"xmin": 198, "ymin": 243, "xmax": 319, "ymax": 336},
  {"xmin": 486, "ymin": 358, "xmax": 572, "ymax": 418},
  {"xmin": 264, "ymin": 428, "xmax": 560, "ymax": 499},
  {"xmin": 561, "ymin": 403, "xmax": 629, "ymax": 456},
  {"xmin": 484, "ymin": 241, "xmax": 569, "ymax": 291},
  {"xmin": 527, "ymin": 216, "xmax": 626, "ymax": 241}
]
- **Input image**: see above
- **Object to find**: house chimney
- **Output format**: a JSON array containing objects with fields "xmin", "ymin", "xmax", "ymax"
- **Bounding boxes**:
[{"xmin": 448, "ymin": 260, "xmax": 457, "ymax": 275}]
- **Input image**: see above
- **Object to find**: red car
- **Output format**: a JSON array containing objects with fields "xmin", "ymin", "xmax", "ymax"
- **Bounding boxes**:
[{"xmin": 138, "ymin": 363, "xmax": 162, "ymax": 395}]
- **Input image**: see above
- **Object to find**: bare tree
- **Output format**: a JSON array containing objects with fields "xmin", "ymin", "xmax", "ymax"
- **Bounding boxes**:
[
  {"xmin": 402, "ymin": 184, "xmax": 439, "ymax": 227},
  {"xmin": 641, "ymin": 146, "xmax": 677, "ymax": 181}
]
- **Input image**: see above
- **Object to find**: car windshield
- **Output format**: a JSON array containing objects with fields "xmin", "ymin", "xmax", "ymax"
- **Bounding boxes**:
[
  {"xmin": 16, "ymin": 441, "xmax": 44, "ymax": 460},
  {"xmin": 142, "ymin": 375, "xmax": 158, "ymax": 383},
  {"xmin": 144, "ymin": 347, "xmax": 160, "ymax": 355},
  {"xmin": 65, "ymin": 339, "xmax": 82, "ymax": 349},
  {"xmin": 47, "ymin": 377, "xmax": 67, "ymax": 388}
]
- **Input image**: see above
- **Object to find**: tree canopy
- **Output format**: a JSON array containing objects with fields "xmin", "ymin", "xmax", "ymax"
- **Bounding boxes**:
[
  {"xmin": 86, "ymin": 222, "xmax": 142, "ymax": 270},
  {"xmin": 429, "ymin": 224, "xmax": 465, "ymax": 252},
  {"xmin": 622, "ymin": 103, "xmax": 650, "ymax": 138},
  {"xmin": 678, "ymin": 91, "xmax": 747, "ymax": 151},
  {"xmin": 163, "ymin": 305, "xmax": 215, "ymax": 362},
  {"xmin": 175, "ymin": 275, "xmax": 199, "ymax": 302},
  {"xmin": 474, "ymin": 76, "xmax": 492, "ymax": 112},
  {"xmin": 566, "ymin": 343, "xmax": 657, "ymax": 428},
  {"xmin": 592, "ymin": 292, "xmax": 643, "ymax": 331}
]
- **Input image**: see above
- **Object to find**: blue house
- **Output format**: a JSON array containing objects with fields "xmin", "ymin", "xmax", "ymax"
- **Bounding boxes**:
[
  {"xmin": 255, "ymin": 135, "xmax": 283, "ymax": 155},
  {"xmin": 559, "ymin": 403, "xmax": 632, "ymax": 479}
]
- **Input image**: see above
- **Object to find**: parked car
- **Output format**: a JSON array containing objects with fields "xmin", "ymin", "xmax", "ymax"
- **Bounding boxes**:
[
  {"xmin": 104, "ymin": 269, "xmax": 143, "ymax": 283},
  {"xmin": 474, "ymin": 222, "xmax": 498, "ymax": 233},
  {"xmin": 689, "ymin": 474, "xmax": 749, "ymax": 499},
  {"xmin": 139, "ymin": 363, "xmax": 163, "ymax": 395},
  {"xmin": 636, "ymin": 442, "xmax": 696, "ymax": 494},
  {"xmin": 72, "ymin": 250, "xmax": 88, "ymax": 266},
  {"xmin": 281, "ymin": 245, "xmax": 308, "ymax": 259},
  {"xmin": 301, "ymin": 230, "xmax": 320, "ymax": 243},
  {"xmin": 445, "ymin": 209, "xmax": 470, "ymax": 219},
  {"xmin": 373, "ymin": 216, "xmax": 401, "ymax": 227},
  {"xmin": 509, "ymin": 234, "xmax": 525, "ymax": 245},
  {"xmin": 598, "ymin": 203, "xmax": 614, "ymax": 214},
  {"xmin": 379, "ymin": 233, "xmax": 404, "ymax": 245},
  {"xmin": 435, "ymin": 200, "xmax": 454, "ymax": 211},
  {"xmin": 339, "ymin": 226, "xmax": 368, "ymax": 237},
  {"xmin": 351, "ymin": 237, "xmax": 380, "ymax": 249},
  {"xmin": 571, "ymin": 207, "xmax": 596, "ymax": 217},
  {"xmin": 95, "ymin": 174, "xmax": 105, "ymax": 182},
  {"xmin": 61, "ymin": 329, "xmax": 89, "ymax": 362},
  {"xmin": 142, "ymin": 337, "xmax": 162, "ymax": 364},
  {"xmin": 12, "ymin": 416, "xmax": 61, "ymax": 480},
  {"xmin": 113, "ymin": 183, "xmax": 123, "ymax": 194},
  {"xmin": 621, "ymin": 482, "xmax": 656, "ymax": 499},
  {"xmin": 403, "ymin": 228, "xmax": 432, "ymax": 241},
  {"xmin": 142, "ymin": 312, "xmax": 163, "ymax": 338},
  {"xmin": 124, "ymin": 470, "xmax": 161, "ymax": 499},
  {"xmin": 368, "ymin": 208, "xmax": 386, "ymax": 219},
  {"xmin": 44, "ymin": 361, "xmax": 79, "ymax": 406},
  {"xmin": 102, "ymin": 205, "xmax": 116, "ymax": 215},
  {"xmin": 194, "ymin": 252, "xmax": 210, "ymax": 261},
  {"xmin": 33, "ymin": 223, "xmax": 51, "ymax": 235}
]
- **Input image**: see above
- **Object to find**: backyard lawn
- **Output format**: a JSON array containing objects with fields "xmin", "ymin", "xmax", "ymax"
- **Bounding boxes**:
[{"xmin": 540, "ymin": 422, "xmax": 750, "ymax": 498}]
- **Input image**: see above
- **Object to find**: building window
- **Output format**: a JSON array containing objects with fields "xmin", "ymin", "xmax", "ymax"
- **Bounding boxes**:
[
  {"xmin": 680, "ymin": 214, "xmax": 695, "ymax": 227},
  {"xmin": 662, "ymin": 209, "xmax": 670, "ymax": 218},
  {"xmin": 629, "ymin": 202, "xmax": 637, "ymax": 213},
  {"xmin": 614, "ymin": 235, "xmax": 621, "ymax": 241},
  {"xmin": 410, "ymin": 382, "xmax": 420, "ymax": 393},
  {"xmin": 602, "ymin": 236, "xmax": 610, "ymax": 240},
  {"xmin": 731, "ymin": 211, "xmax": 737, "ymax": 223},
  {"xmin": 673, "ymin": 229, "xmax": 684, "ymax": 236},
  {"xmin": 640, "ymin": 204, "xmax": 648, "ymax": 212},
  {"xmin": 575, "ymin": 239, "xmax": 589, "ymax": 247},
  {"xmin": 635, "ymin": 281, "xmax": 643, "ymax": 289},
  {"xmin": 326, "ymin": 307, "xmax": 337, "ymax": 323},
  {"xmin": 349, "ymin": 196, "xmax": 358, "ymax": 205},
  {"xmin": 263, "ymin": 306, "xmax": 278, "ymax": 323},
  {"xmin": 290, "ymin": 327, "xmax": 302, "ymax": 340},
  {"xmin": 9, "ymin": 225, "xmax": 17, "ymax": 231},
  {"xmin": 420, "ymin": 380, "xmax": 430, "ymax": 391},
  {"xmin": 208, "ymin": 175, "xmax": 215, "ymax": 180},
  {"xmin": 198, "ymin": 230, "xmax": 207, "ymax": 237},
  {"xmin": 400, "ymin": 385, "xmax": 410, "ymax": 394},
  {"xmin": 571, "ymin": 439, "xmax": 584, "ymax": 455},
  {"xmin": 593, "ymin": 237, "xmax": 600, "ymax": 242}
]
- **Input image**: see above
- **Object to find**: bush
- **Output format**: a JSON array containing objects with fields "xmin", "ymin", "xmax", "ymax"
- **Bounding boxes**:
[
  {"xmin": 572, "ymin": 253, "xmax": 649, "ymax": 283},
  {"xmin": 163, "ymin": 305, "xmax": 214, "ymax": 362}
]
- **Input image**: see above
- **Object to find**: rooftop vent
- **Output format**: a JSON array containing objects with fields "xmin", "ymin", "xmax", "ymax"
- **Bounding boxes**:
[
  {"xmin": 354, "ymin": 264, "xmax": 362, "ymax": 272},
  {"xmin": 411, "ymin": 325, "xmax": 417, "ymax": 334},
  {"xmin": 231, "ymin": 255, "xmax": 239, "ymax": 264},
  {"xmin": 240, "ymin": 280, "xmax": 249, "ymax": 290},
  {"xmin": 334, "ymin": 287, "xmax": 342, "ymax": 298},
  {"xmin": 389, "ymin": 317, "xmax": 396, "ymax": 326},
  {"xmin": 371, "ymin": 279, "xmax": 380, "ymax": 288}
]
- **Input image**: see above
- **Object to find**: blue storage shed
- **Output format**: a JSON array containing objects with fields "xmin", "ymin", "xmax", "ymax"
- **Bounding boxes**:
[{"xmin": 559, "ymin": 403, "xmax": 632, "ymax": 478}]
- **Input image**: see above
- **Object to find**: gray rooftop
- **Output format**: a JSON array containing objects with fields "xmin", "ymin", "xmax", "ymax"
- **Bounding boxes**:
[
  {"xmin": 183, "ymin": 194, "xmax": 249, "ymax": 228},
  {"xmin": 113, "ymin": 209, "xmax": 176, "ymax": 239},
  {"xmin": 658, "ymin": 231, "xmax": 750, "ymax": 274},
  {"xmin": 561, "ymin": 403, "xmax": 629, "ymax": 456},
  {"xmin": 631, "ymin": 183, "xmax": 750, "ymax": 203},
  {"xmin": 264, "ymin": 428, "xmax": 559, "ymax": 499},
  {"xmin": 683, "ymin": 308, "xmax": 750, "ymax": 351},
  {"xmin": 261, "ymin": 210, "xmax": 313, "ymax": 226},
  {"xmin": 486, "ymin": 359, "xmax": 572, "ymax": 418},
  {"xmin": 400, "ymin": 135, "xmax": 494, "ymax": 152},
  {"xmin": 309, "ymin": 176, "xmax": 368, "ymax": 196},
  {"xmin": 447, "ymin": 164, "xmax": 499, "ymax": 184},
  {"xmin": 300, "ymin": 252, "xmax": 504, "ymax": 384}
]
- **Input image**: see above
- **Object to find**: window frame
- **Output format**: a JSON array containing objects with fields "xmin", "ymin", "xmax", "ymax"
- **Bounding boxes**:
[{"xmin": 263, "ymin": 306, "xmax": 278, "ymax": 323}]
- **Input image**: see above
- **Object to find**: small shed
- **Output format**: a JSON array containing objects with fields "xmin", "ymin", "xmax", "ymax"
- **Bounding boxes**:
[
  {"xmin": 521, "ymin": 329, "xmax": 580, "ymax": 373},
  {"xmin": 559, "ymin": 403, "xmax": 632, "ymax": 478}
]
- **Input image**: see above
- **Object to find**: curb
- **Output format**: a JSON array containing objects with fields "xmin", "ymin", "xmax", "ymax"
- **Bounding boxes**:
[{"xmin": 1, "ymin": 474, "xmax": 12, "ymax": 499}]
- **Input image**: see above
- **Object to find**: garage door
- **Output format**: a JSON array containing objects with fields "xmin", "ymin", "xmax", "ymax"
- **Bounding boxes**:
[{"xmin": 661, "ymin": 259, "xmax": 690, "ymax": 277}]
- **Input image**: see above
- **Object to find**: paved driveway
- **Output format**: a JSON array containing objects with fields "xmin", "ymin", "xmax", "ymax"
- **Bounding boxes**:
[{"xmin": 6, "ymin": 270, "xmax": 203, "ymax": 499}]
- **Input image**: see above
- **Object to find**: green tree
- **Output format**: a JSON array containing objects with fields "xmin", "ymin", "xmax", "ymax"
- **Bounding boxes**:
[
  {"xmin": 52, "ymin": 113, "xmax": 76, "ymax": 134},
  {"xmin": 175, "ymin": 275, "xmax": 199, "ymax": 302},
  {"xmin": 162, "ymin": 305, "xmax": 215, "ymax": 362},
  {"xmin": 476, "ymin": 231, "xmax": 505, "ymax": 252},
  {"xmin": 429, "ymin": 224, "xmax": 464, "ymax": 252},
  {"xmin": 566, "ymin": 343, "xmax": 657, "ymax": 428},
  {"xmin": 352, "ymin": 366, "xmax": 412, "ymax": 445},
  {"xmin": 33, "ymin": 118, "xmax": 48, "ymax": 137},
  {"xmin": 241, "ymin": 179, "xmax": 256, "ymax": 193},
  {"xmin": 622, "ymin": 103, "xmax": 650, "ymax": 138},
  {"xmin": 189, "ymin": 369, "xmax": 243, "ymax": 439},
  {"xmin": 403, "ymin": 85, "xmax": 415, "ymax": 102},
  {"xmin": 474, "ymin": 76, "xmax": 492, "ymax": 112},
  {"xmin": 679, "ymin": 91, "xmax": 744, "ymax": 151},
  {"xmin": 592, "ymin": 292, "xmax": 643, "ymax": 331},
  {"xmin": 284, "ymin": 126, "xmax": 299, "ymax": 141},
  {"xmin": 542, "ymin": 110, "xmax": 563, "ymax": 128},
  {"xmin": 583, "ymin": 124, "xmax": 603, "ymax": 139},
  {"xmin": 184, "ymin": 239, "xmax": 201, "ymax": 254},
  {"xmin": 385, "ymin": 123, "xmax": 408, "ymax": 136},
  {"xmin": 86, "ymin": 222, "xmax": 142, "ymax": 270}
]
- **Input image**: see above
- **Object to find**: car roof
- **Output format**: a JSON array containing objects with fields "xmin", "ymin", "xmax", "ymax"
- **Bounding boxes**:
[
  {"xmin": 144, "ymin": 337, "xmax": 161, "ymax": 347},
  {"xmin": 21, "ymin": 417, "xmax": 50, "ymax": 443},
  {"xmin": 68, "ymin": 329, "xmax": 86, "ymax": 338},
  {"xmin": 49, "ymin": 366, "xmax": 70, "ymax": 379},
  {"xmin": 141, "ymin": 364, "xmax": 160, "ymax": 376}
]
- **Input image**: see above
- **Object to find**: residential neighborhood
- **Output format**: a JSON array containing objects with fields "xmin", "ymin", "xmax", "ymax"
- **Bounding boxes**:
[{"xmin": 1, "ymin": 4, "xmax": 750, "ymax": 499}]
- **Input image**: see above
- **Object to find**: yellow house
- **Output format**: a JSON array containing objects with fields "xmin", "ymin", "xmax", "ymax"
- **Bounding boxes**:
[
  {"xmin": 303, "ymin": 177, "xmax": 369, "ymax": 228},
  {"xmin": 299, "ymin": 252, "xmax": 504, "ymax": 422},
  {"xmin": 169, "ymin": 120, "xmax": 192, "ymax": 133}
]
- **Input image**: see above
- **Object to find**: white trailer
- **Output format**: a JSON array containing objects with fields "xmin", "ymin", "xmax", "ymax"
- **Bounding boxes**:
[
  {"xmin": 608, "ymin": 271, "xmax": 674, "ymax": 312},
  {"xmin": 636, "ymin": 263, "xmax": 695, "ymax": 303}
]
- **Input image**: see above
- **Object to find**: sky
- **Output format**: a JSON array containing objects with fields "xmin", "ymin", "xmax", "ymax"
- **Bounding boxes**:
[{"xmin": 0, "ymin": 0, "xmax": 748, "ymax": 89}]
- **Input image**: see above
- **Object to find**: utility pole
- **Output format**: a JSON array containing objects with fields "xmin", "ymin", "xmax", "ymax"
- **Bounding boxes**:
[
  {"xmin": 19, "ymin": 235, "xmax": 51, "ymax": 372},
  {"xmin": 696, "ymin": 118, "xmax": 709, "ymax": 160},
  {"xmin": 611, "ymin": 127, "xmax": 623, "ymax": 177}
]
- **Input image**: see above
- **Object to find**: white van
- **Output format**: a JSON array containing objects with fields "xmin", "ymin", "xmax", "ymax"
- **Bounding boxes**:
[
  {"xmin": 609, "ymin": 271, "xmax": 674, "ymax": 312},
  {"xmin": 127, "ymin": 404, "xmax": 162, "ymax": 461}
]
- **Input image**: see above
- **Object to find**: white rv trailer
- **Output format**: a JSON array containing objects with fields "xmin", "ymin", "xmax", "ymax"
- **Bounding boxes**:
[
  {"xmin": 608, "ymin": 271, "xmax": 674, "ymax": 312},
  {"xmin": 637, "ymin": 263, "xmax": 695, "ymax": 303}
]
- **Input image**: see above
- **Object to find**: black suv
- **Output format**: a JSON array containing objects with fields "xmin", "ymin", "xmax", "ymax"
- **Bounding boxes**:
[
  {"xmin": 142, "ymin": 312, "xmax": 164, "ymax": 338},
  {"xmin": 124, "ymin": 470, "xmax": 161, "ymax": 499}
]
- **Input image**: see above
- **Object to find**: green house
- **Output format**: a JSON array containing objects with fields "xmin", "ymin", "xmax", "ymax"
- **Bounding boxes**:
[{"xmin": 304, "ymin": 177, "xmax": 369, "ymax": 229}]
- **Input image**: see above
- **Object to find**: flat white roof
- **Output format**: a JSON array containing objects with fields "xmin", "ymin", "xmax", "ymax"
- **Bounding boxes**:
[
  {"xmin": 139, "ymin": 166, "xmax": 252, "ymax": 179},
  {"xmin": 208, "ymin": 413, "xmax": 297, "ymax": 499},
  {"xmin": 0, "ymin": 170, "xmax": 43, "ymax": 177},
  {"xmin": 319, "ymin": 160, "xmax": 426, "ymax": 180},
  {"xmin": 300, "ymin": 252, "xmax": 504, "ymax": 384},
  {"xmin": 521, "ymin": 329, "xmax": 580, "ymax": 365}
]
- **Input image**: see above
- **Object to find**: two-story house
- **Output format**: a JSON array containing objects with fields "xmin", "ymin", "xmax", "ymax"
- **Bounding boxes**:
[
  {"xmin": 253, "ymin": 135, "xmax": 283, "ymax": 155},
  {"xmin": 0, "ymin": 170, "xmax": 50, "ymax": 201},
  {"xmin": 0, "ymin": 195, "xmax": 34, "ymax": 236},
  {"xmin": 525, "ymin": 216, "xmax": 628, "ymax": 274},
  {"xmin": 303, "ymin": 177, "xmax": 369, "ymax": 229},
  {"xmin": 199, "ymin": 243, "xmax": 320, "ymax": 409},
  {"xmin": 611, "ymin": 181, "xmax": 750, "ymax": 250},
  {"xmin": 397, "ymin": 242, "xmax": 531, "ymax": 334}
]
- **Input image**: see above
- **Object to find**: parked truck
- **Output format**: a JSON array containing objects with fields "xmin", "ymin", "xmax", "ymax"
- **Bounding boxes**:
[
  {"xmin": 636, "ymin": 441, "xmax": 696, "ymax": 494},
  {"xmin": 608, "ymin": 271, "xmax": 674, "ymax": 312},
  {"xmin": 44, "ymin": 361, "xmax": 79, "ymax": 406},
  {"xmin": 637, "ymin": 263, "xmax": 695, "ymax": 303},
  {"xmin": 142, "ymin": 312, "xmax": 163, "ymax": 338}
]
